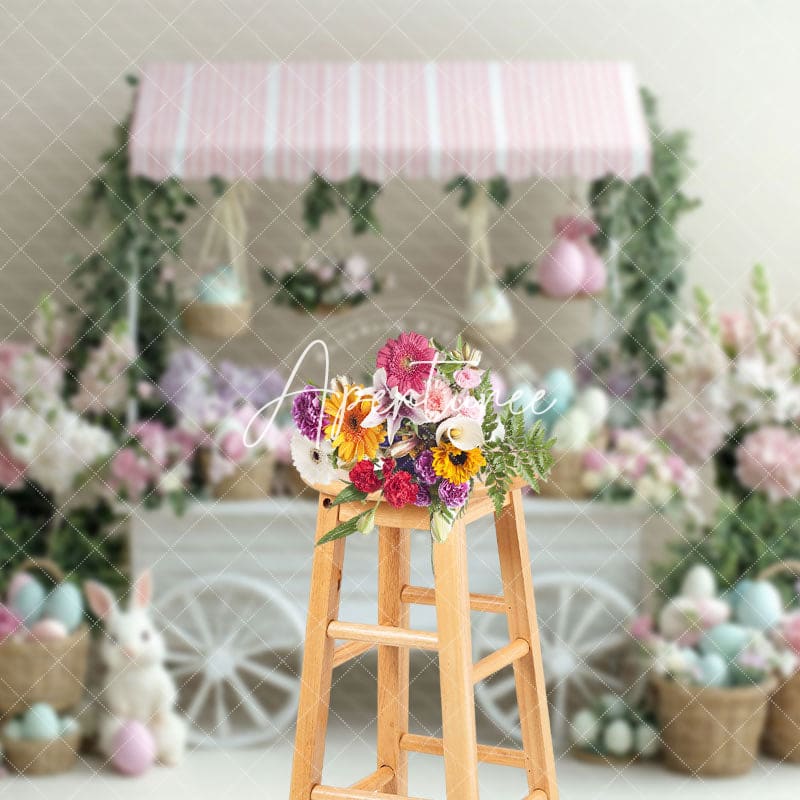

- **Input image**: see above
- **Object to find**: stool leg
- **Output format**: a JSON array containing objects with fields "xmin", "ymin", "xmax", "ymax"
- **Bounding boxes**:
[
  {"xmin": 433, "ymin": 519, "xmax": 480, "ymax": 800},
  {"xmin": 377, "ymin": 527, "xmax": 411, "ymax": 794},
  {"xmin": 495, "ymin": 490, "xmax": 558, "ymax": 800},
  {"xmin": 289, "ymin": 496, "xmax": 346, "ymax": 800}
]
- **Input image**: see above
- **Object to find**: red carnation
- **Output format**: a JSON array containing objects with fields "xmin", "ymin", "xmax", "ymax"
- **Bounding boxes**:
[
  {"xmin": 381, "ymin": 457, "xmax": 396, "ymax": 476},
  {"xmin": 383, "ymin": 470, "xmax": 418, "ymax": 508},
  {"xmin": 349, "ymin": 460, "xmax": 383, "ymax": 493}
]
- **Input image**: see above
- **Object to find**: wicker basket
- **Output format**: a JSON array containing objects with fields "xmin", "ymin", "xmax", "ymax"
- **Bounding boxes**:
[
  {"xmin": 538, "ymin": 450, "xmax": 590, "ymax": 500},
  {"xmin": 181, "ymin": 299, "xmax": 252, "ymax": 339},
  {"xmin": 0, "ymin": 560, "xmax": 90, "ymax": 718},
  {"xmin": 202, "ymin": 451, "xmax": 275, "ymax": 500},
  {"xmin": 653, "ymin": 675, "xmax": 773, "ymax": 776},
  {"xmin": 2, "ymin": 728, "xmax": 80, "ymax": 775},
  {"xmin": 760, "ymin": 560, "xmax": 800, "ymax": 762}
]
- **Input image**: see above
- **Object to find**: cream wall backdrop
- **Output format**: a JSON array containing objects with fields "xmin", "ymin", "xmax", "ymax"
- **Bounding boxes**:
[{"xmin": 2, "ymin": 0, "xmax": 799, "ymax": 373}]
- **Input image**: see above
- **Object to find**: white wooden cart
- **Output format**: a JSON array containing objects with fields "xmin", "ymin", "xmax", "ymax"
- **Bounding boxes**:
[{"xmin": 130, "ymin": 497, "xmax": 649, "ymax": 749}]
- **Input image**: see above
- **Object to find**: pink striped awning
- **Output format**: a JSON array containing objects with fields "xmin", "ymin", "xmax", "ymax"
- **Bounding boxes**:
[{"xmin": 129, "ymin": 61, "xmax": 650, "ymax": 184}]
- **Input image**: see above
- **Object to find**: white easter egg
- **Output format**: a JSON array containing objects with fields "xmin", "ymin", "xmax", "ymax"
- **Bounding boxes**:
[
  {"xmin": 466, "ymin": 284, "xmax": 517, "ymax": 346},
  {"xmin": 574, "ymin": 387, "xmax": 609, "ymax": 429},
  {"xmin": 680, "ymin": 565, "xmax": 717, "ymax": 600},
  {"xmin": 6, "ymin": 572, "xmax": 35, "ymax": 604},
  {"xmin": 603, "ymin": 718, "xmax": 634, "ymax": 757},
  {"xmin": 634, "ymin": 723, "xmax": 660, "ymax": 758},
  {"xmin": 551, "ymin": 408, "xmax": 591, "ymax": 452},
  {"xmin": 22, "ymin": 703, "xmax": 60, "ymax": 741},
  {"xmin": 570, "ymin": 709, "xmax": 600, "ymax": 746}
]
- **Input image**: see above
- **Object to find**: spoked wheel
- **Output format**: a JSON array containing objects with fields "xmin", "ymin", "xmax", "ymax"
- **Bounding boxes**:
[
  {"xmin": 474, "ymin": 574, "xmax": 636, "ymax": 749},
  {"xmin": 157, "ymin": 574, "xmax": 304, "ymax": 748}
]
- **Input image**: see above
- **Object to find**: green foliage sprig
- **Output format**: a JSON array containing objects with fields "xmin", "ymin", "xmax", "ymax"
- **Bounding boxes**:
[
  {"xmin": 444, "ymin": 175, "xmax": 511, "ymax": 209},
  {"xmin": 302, "ymin": 174, "xmax": 382, "ymax": 235},
  {"xmin": 588, "ymin": 88, "xmax": 700, "ymax": 407}
]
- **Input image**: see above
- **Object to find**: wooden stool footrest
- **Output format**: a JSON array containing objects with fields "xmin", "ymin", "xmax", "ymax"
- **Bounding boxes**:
[
  {"xmin": 472, "ymin": 638, "xmax": 530, "ymax": 684},
  {"xmin": 311, "ymin": 787, "xmax": 430, "ymax": 800},
  {"xmin": 332, "ymin": 640, "xmax": 374, "ymax": 668},
  {"xmin": 399, "ymin": 733, "xmax": 526, "ymax": 768},
  {"xmin": 400, "ymin": 585, "xmax": 507, "ymax": 614},
  {"xmin": 327, "ymin": 621, "xmax": 438, "ymax": 651}
]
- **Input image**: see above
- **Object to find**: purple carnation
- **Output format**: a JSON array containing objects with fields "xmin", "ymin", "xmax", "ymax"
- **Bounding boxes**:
[
  {"xmin": 414, "ymin": 450, "xmax": 437, "ymax": 485},
  {"xmin": 414, "ymin": 485, "xmax": 432, "ymax": 507},
  {"xmin": 438, "ymin": 479, "xmax": 469, "ymax": 508},
  {"xmin": 292, "ymin": 385, "xmax": 326, "ymax": 440}
]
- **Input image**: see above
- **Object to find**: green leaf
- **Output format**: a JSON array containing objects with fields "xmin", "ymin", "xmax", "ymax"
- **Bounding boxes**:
[
  {"xmin": 329, "ymin": 484, "xmax": 369, "ymax": 506},
  {"xmin": 317, "ymin": 509, "xmax": 374, "ymax": 545}
]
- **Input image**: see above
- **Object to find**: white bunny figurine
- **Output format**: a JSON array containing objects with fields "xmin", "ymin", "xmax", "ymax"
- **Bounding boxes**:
[{"xmin": 85, "ymin": 571, "xmax": 187, "ymax": 766}]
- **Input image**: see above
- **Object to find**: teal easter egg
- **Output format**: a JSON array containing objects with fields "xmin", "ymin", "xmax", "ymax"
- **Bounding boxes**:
[
  {"xmin": 10, "ymin": 579, "xmax": 46, "ymax": 626},
  {"xmin": 700, "ymin": 623, "xmax": 751, "ymax": 660},
  {"xmin": 22, "ymin": 703, "xmax": 60, "ymax": 741},
  {"xmin": 735, "ymin": 580, "xmax": 783, "ymax": 631},
  {"xmin": 4, "ymin": 719, "xmax": 23, "ymax": 740},
  {"xmin": 697, "ymin": 653, "xmax": 729, "ymax": 687},
  {"xmin": 725, "ymin": 579, "xmax": 754, "ymax": 614},
  {"xmin": 42, "ymin": 583, "xmax": 84, "ymax": 633},
  {"xmin": 543, "ymin": 368, "xmax": 575, "ymax": 416}
]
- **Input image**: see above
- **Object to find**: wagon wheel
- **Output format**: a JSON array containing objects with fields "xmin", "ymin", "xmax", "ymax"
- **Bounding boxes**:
[
  {"xmin": 474, "ymin": 574, "xmax": 635, "ymax": 749},
  {"xmin": 156, "ymin": 574, "xmax": 304, "ymax": 748}
]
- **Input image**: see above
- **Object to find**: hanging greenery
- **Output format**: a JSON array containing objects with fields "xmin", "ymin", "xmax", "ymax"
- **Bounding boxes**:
[
  {"xmin": 301, "ymin": 173, "xmax": 382, "ymax": 235},
  {"xmin": 588, "ymin": 88, "xmax": 700, "ymax": 406},
  {"xmin": 68, "ymin": 77, "xmax": 197, "ymax": 420},
  {"xmin": 444, "ymin": 175, "xmax": 511, "ymax": 209}
]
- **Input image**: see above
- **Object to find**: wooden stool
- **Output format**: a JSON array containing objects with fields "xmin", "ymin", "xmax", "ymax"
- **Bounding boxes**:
[{"xmin": 289, "ymin": 479, "xmax": 558, "ymax": 800}]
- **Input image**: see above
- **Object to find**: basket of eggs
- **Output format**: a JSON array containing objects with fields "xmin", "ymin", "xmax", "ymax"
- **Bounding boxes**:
[
  {"xmin": 1, "ymin": 703, "xmax": 80, "ymax": 775},
  {"xmin": 0, "ymin": 559, "xmax": 89, "ymax": 717}
]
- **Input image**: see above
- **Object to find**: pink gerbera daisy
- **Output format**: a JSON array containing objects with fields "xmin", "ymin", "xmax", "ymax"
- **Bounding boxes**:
[{"xmin": 376, "ymin": 332, "xmax": 436, "ymax": 395}]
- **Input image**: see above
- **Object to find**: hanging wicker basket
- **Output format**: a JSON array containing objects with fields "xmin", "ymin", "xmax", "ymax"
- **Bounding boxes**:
[
  {"xmin": 0, "ymin": 560, "xmax": 90, "ymax": 719},
  {"xmin": 2, "ymin": 728, "xmax": 80, "ymax": 775},
  {"xmin": 538, "ymin": 450, "xmax": 590, "ymax": 500},
  {"xmin": 653, "ymin": 675, "xmax": 773, "ymax": 776},
  {"xmin": 759, "ymin": 560, "xmax": 800, "ymax": 762},
  {"xmin": 181, "ymin": 299, "xmax": 252, "ymax": 340}
]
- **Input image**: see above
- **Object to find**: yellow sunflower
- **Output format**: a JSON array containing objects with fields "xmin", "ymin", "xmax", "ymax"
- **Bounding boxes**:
[
  {"xmin": 431, "ymin": 442, "xmax": 486, "ymax": 484},
  {"xmin": 324, "ymin": 385, "xmax": 384, "ymax": 463}
]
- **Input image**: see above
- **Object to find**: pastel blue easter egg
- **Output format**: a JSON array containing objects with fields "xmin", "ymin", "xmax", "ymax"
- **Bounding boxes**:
[
  {"xmin": 42, "ymin": 583, "xmax": 84, "ymax": 634},
  {"xmin": 725, "ymin": 579, "xmax": 754, "ymax": 614},
  {"xmin": 734, "ymin": 580, "xmax": 783, "ymax": 631},
  {"xmin": 22, "ymin": 703, "xmax": 60, "ymax": 741},
  {"xmin": 700, "ymin": 623, "xmax": 751, "ymax": 660},
  {"xmin": 4, "ymin": 719, "xmax": 23, "ymax": 740},
  {"xmin": 543, "ymin": 368, "xmax": 575, "ymax": 416},
  {"xmin": 10, "ymin": 579, "xmax": 46, "ymax": 626},
  {"xmin": 697, "ymin": 652, "xmax": 729, "ymax": 687}
]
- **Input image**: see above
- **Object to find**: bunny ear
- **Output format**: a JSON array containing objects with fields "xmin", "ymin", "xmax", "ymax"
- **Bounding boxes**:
[
  {"xmin": 131, "ymin": 570, "xmax": 153, "ymax": 610},
  {"xmin": 85, "ymin": 580, "xmax": 116, "ymax": 620}
]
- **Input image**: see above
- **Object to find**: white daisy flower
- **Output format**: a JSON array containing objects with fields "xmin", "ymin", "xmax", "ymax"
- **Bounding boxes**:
[{"xmin": 290, "ymin": 431, "xmax": 338, "ymax": 485}]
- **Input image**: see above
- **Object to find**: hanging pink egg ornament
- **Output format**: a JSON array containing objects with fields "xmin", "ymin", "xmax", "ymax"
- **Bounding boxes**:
[
  {"xmin": 575, "ymin": 239, "xmax": 607, "ymax": 294},
  {"xmin": 537, "ymin": 238, "xmax": 585, "ymax": 298},
  {"xmin": 111, "ymin": 720, "xmax": 156, "ymax": 776}
]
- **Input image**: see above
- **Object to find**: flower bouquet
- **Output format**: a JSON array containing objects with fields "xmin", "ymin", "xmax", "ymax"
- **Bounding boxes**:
[
  {"xmin": 289, "ymin": 332, "xmax": 554, "ymax": 544},
  {"xmin": 261, "ymin": 254, "xmax": 381, "ymax": 314}
]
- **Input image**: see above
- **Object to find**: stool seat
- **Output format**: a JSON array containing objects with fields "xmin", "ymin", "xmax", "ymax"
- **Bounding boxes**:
[{"xmin": 289, "ymin": 482, "xmax": 558, "ymax": 800}]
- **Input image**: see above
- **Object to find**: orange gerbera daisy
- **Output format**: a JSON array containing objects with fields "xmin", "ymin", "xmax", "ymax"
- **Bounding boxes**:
[{"xmin": 324, "ymin": 385, "xmax": 385, "ymax": 463}]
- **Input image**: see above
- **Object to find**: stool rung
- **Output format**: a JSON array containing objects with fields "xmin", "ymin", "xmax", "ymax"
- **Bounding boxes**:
[
  {"xmin": 472, "ymin": 638, "xmax": 530, "ymax": 684},
  {"xmin": 400, "ymin": 585, "xmax": 507, "ymax": 614},
  {"xmin": 332, "ymin": 640, "xmax": 374, "ymax": 668},
  {"xmin": 311, "ymin": 786, "xmax": 430, "ymax": 800},
  {"xmin": 350, "ymin": 766, "xmax": 394, "ymax": 791},
  {"xmin": 328, "ymin": 620, "xmax": 439, "ymax": 651},
  {"xmin": 399, "ymin": 733, "xmax": 526, "ymax": 768}
]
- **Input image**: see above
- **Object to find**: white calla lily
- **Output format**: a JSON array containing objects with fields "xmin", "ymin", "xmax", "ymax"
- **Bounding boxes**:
[{"xmin": 435, "ymin": 416, "xmax": 485, "ymax": 450}]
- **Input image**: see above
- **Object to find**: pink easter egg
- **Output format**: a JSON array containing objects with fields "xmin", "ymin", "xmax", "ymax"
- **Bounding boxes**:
[
  {"xmin": 28, "ymin": 618, "xmax": 68, "ymax": 641},
  {"xmin": 6, "ymin": 572, "xmax": 34, "ymax": 604},
  {"xmin": 576, "ymin": 240, "xmax": 607, "ymax": 294},
  {"xmin": 111, "ymin": 720, "xmax": 156, "ymax": 776},
  {"xmin": 537, "ymin": 238, "xmax": 585, "ymax": 298}
]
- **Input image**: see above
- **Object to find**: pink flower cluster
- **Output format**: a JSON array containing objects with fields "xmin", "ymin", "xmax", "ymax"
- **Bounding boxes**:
[{"xmin": 736, "ymin": 426, "xmax": 800, "ymax": 502}]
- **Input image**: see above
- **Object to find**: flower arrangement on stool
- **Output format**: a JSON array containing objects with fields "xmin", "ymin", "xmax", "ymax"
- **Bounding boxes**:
[{"xmin": 289, "ymin": 332, "xmax": 554, "ymax": 544}]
